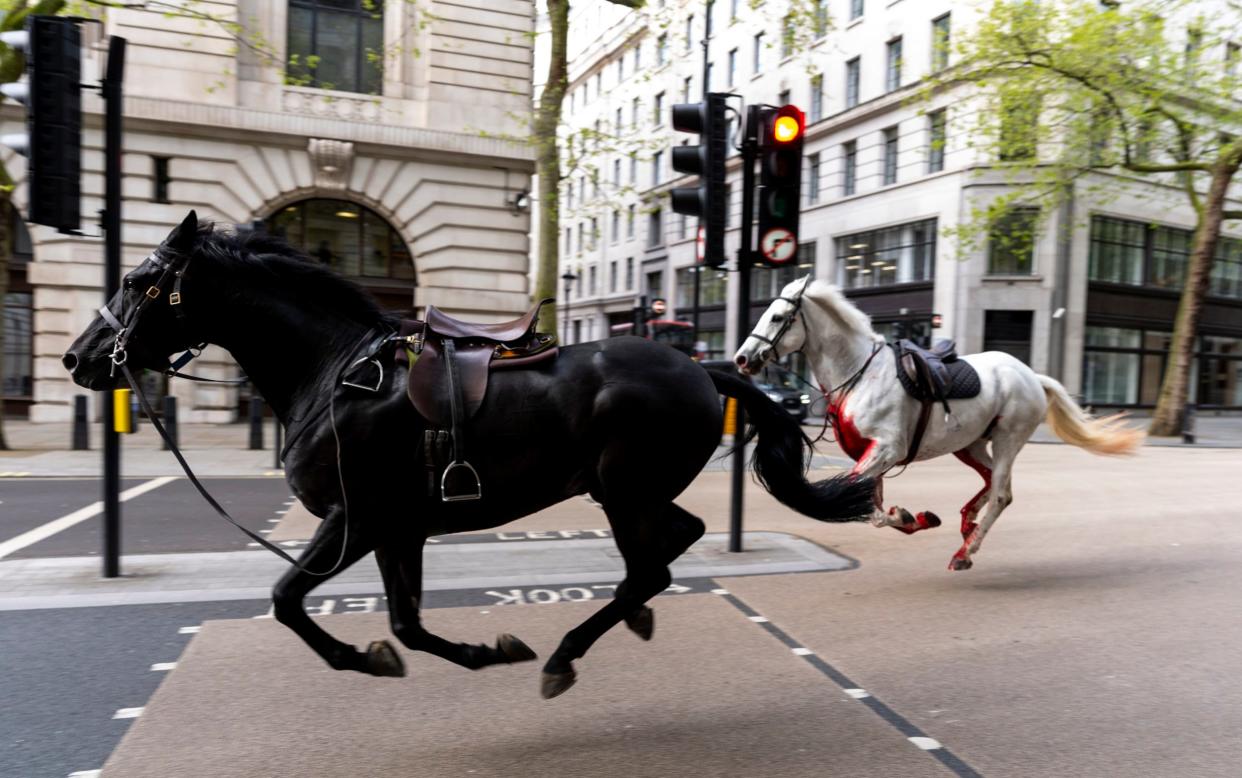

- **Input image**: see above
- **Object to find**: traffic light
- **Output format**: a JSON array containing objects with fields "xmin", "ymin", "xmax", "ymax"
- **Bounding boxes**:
[
  {"xmin": 756, "ymin": 104, "xmax": 804, "ymax": 267},
  {"xmin": 0, "ymin": 16, "xmax": 82, "ymax": 233},
  {"xmin": 670, "ymin": 92, "xmax": 728, "ymax": 267}
]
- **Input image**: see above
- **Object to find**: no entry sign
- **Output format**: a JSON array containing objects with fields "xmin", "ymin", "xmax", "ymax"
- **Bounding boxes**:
[{"xmin": 761, "ymin": 228, "xmax": 797, "ymax": 264}]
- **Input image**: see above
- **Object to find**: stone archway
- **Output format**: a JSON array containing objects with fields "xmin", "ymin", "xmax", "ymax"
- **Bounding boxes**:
[{"xmin": 263, "ymin": 197, "xmax": 417, "ymax": 313}]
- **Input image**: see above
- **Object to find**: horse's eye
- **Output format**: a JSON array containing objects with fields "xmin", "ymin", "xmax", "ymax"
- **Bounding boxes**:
[
  {"xmin": 771, "ymin": 315, "xmax": 784, "ymax": 323},
  {"xmin": 124, "ymin": 279, "xmax": 133, "ymax": 289}
]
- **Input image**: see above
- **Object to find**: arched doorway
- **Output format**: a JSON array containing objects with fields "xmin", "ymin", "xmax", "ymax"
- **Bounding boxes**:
[
  {"xmin": 266, "ymin": 198, "xmax": 416, "ymax": 312},
  {"xmin": 2, "ymin": 212, "xmax": 33, "ymax": 418}
]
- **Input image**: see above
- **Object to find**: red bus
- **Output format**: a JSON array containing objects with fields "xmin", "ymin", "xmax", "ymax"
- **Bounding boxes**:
[{"xmin": 609, "ymin": 319, "xmax": 697, "ymax": 357}]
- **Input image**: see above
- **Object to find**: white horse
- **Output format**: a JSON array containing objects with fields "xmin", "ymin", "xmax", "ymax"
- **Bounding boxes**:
[{"xmin": 734, "ymin": 277, "xmax": 1143, "ymax": 570}]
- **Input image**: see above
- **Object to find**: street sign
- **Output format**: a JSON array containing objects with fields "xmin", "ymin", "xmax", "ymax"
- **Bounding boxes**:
[
  {"xmin": 695, "ymin": 226, "xmax": 705, "ymax": 262},
  {"xmin": 760, "ymin": 227, "xmax": 797, "ymax": 264},
  {"xmin": 650, "ymin": 297, "xmax": 667, "ymax": 316}
]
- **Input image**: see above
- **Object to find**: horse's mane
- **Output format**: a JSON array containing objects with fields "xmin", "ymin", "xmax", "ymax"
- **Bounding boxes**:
[
  {"xmin": 801, "ymin": 279, "xmax": 883, "ymax": 342},
  {"xmin": 191, "ymin": 224, "xmax": 392, "ymax": 326}
]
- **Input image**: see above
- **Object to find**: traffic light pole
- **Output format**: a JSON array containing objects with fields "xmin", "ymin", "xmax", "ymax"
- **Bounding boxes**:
[
  {"xmin": 101, "ymin": 36, "xmax": 126, "ymax": 579},
  {"xmin": 729, "ymin": 105, "xmax": 760, "ymax": 554}
]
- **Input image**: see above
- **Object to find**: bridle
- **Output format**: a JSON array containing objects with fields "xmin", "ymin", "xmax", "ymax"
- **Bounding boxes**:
[
  {"xmin": 743, "ymin": 275, "xmax": 812, "ymax": 361},
  {"xmin": 94, "ymin": 245, "xmax": 354, "ymax": 576}
]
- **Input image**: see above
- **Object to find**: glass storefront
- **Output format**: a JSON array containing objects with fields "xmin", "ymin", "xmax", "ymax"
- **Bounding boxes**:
[
  {"xmin": 268, "ymin": 199, "xmax": 414, "ymax": 282},
  {"xmin": 836, "ymin": 219, "xmax": 936, "ymax": 289},
  {"xmin": 1088, "ymin": 215, "xmax": 1242, "ymax": 299},
  {"xmin": 1082, "ymin": 325, "xmax": 1242, "ymax": 409}
]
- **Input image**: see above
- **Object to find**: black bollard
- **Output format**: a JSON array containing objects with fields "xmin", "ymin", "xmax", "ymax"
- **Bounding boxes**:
[
  {"xmin": 162, "ymin": 395, "xmax": 178, "ymax": 450},
  {"xmin": 273, "ymin": 416, "xmax": 283, "ymax": 469},
  {"xmin": 1181, "ymin": 403, "xmax": 1196, "ymax": 445},
  {"xmin": 72, "ymin": 395, "xmax": 90, "ymax": 450},
  {"xmin": 248, "ymin": 396, "xmax": 264, "ymax": 450}
]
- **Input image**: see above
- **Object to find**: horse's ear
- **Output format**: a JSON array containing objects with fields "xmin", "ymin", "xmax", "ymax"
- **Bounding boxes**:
[{"xmin": 165, "ymin": 210, "xmax": 198, "ymax": 253}]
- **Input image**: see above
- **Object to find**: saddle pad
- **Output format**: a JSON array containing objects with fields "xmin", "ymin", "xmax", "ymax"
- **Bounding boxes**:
[{"xmin": 892, "ymin": 350, "xmax": 981, "ymax": 401}]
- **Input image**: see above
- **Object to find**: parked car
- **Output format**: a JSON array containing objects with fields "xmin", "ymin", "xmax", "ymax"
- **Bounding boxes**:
[{"xmin": 756, "ymin": 380, "xmax": 811, "ymax": 422}]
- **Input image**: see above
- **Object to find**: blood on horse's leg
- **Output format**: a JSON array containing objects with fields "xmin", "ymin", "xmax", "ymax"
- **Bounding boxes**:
[
  {"xmin": 953, "ymin": 441, "xmax": 994, "ymax": 542},
  {"xmin": 851, "ymin": 445, "xmax": 936, "ymax": 533}
]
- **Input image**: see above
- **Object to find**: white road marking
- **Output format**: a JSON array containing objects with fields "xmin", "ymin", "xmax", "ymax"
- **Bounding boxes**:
[
  {"xmin": 791, "ymin": 647, "xmax": 814, "ymax": 656},
  {"xmin": 748, "ymin": 615, "xmax": 769, "ymax": 622},
  {"xmin": 259, "ymin": 530, "xmax": 272, "ymax": 535},
  {"xmin": 150, "ymin": 662, "xmax": 177, "ymax": 672},
  {"xmin": 68, "ymin": 771, "xmax": 101, "ymax": 777},
  {"xmin": 711, "ymin": 588, "xmax": 729, "ymax": 595},
  {"xmin": 0, "ymin": 477, "xmax": 177, "ymax": 561},
  {"xmin": 908, "ymin": 736, "xmax": 942, "ymax": 750},
  {"xmin": 112, "ymin": 707, "xmax": 144, "ymax": 720},
  {"xmin": 247, "ymin": 542, "xmax": 261, "ymax": 547},
  {"xmin": 178, "ymin": 625, "xmax": 200, "ymax": 634},
  {"xmin": 844, "ymin": 688, "xmax": 871, "ymax": 699}
]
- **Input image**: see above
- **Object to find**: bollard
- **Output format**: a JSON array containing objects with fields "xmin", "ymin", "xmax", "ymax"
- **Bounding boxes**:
[
  {"xmin": 162, "ymin": 395, "xmax": 179, "ymax": 450},
  {"xmin": 113, "ymin": 389, "xmax": 133, "ymax": 434},
  {"xmin": 248, "ymin": 396, "xmax": 264, "ymax": 450},
  {"xmin": 1181, "ymin": 403, "xmax": 1196, "ymax": 445},
  {"xmin": 273, "ymin": 416, "xmax": 283, "ymax": 469},
  {"xmin": 72, "ymin": 395, "xmax": 90, "ymax": 450}
]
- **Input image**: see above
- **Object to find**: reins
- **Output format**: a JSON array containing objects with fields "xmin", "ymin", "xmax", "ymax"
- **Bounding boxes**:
[{"xmin": 99, "ymin": 248, "xmax": 378, "ymax": 576}]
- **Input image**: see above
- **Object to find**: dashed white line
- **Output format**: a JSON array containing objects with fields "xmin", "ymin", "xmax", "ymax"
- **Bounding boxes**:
[
  {"xmin": 711, "ymin": 588, "xmax": 730, "ymax": 595},
  {"xmin": 791, "ymin": 647, "xmax": 814, "ymax": 656},
  {"xmin": 0, "ymin": 477, "xmax": 177, "ymax": 560},
  {"xmin": 68, "ymin": 770, "xmax": 101, "ymax": 777},
  {"xmin": 112, "ymin": 707, "xmax": 144, "ymax": 720},
  {"xmin": 150, "ymin": 662, "xmax": 177, "ymax": 672},
  {"xmin": 748, "ymin": 615, "xmax": 769, "ymax": 623},
  {"xmin": 908, "ymin": 736, "xmax": 943, "ymax": 750},
  {"xmin": 178, "ymin": 626, "xmax": 200, "ymax": 634},
  {"xmin": 844, "ymin": 688, "xmax": 871, "ymax": 699}
]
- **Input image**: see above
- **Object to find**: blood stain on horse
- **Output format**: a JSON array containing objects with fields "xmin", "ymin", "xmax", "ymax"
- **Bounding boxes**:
[{"xmin": 828, "ymin": 401, "xmax": 874, "ymax": 464}]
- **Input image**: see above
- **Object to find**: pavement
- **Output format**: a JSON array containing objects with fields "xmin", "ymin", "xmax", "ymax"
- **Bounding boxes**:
[{"xmin": 4, "ymin": 423, "xmax": 1242, "ymax": 776}]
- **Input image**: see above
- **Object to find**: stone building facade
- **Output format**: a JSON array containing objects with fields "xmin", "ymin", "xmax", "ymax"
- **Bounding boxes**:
[
  {"xmin": 550, "ymin": 0, "xmax": 1242, "ymax": 412},
  {"xmin": 2, "ymin": 0, "xmax": 535, "ymax": 422}
]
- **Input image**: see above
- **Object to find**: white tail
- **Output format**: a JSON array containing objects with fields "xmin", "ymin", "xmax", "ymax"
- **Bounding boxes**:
[{"xmin": 1038, "ymin": 375, "xmax": 1144, "ymax": 455}]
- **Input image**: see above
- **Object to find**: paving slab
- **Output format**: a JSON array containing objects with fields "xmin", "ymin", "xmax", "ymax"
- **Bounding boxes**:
[{"xmin": 100, "ymin": 596, "xmax": 949, "ymax": 778}]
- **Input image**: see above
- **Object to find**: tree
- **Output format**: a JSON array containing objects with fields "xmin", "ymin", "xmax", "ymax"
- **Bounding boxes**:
[{"xmin": 920, "ymin": 0, "xmax": 1242, "ymax": 436}]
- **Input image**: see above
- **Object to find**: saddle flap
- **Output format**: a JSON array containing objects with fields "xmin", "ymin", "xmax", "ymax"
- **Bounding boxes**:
[{"xmin": 407, "ymin": 338, "xmax": 494, "ymax": 426}]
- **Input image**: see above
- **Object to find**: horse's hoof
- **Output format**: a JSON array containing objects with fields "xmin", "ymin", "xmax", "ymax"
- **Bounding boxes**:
[
  {"xmin": 366, "ymin": 640, "xmax": 406, "ymax": 677},
  {"xmin": 917, "ymin": 511, "xmax": 942, "ymax": 530},
  {"xmin": 497, "ymin": 633, "xmax": 537, "ymax": 663},
  {"xmin": 888, "ymin": 507, "xmax": 919, "ymax": 535},
  {"xmin": 948, "ymin": 556, "xmax": 973, "ymax": 571},
  {"xmin": 625, "ymin": 605, "xmax": 654, "ymax": 641},
  {"xmin": 541, "ymin": 669, "xmax": 577, "ymax": 699}
]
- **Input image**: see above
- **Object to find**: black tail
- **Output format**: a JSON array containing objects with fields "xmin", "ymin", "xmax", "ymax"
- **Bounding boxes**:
[{"xmin": 705, "ymin": 366, "xmax": 874, "ymax": 522}]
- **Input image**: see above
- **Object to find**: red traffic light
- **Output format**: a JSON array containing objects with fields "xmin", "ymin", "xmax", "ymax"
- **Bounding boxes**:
[{"xmin": 770, "ymin": 105, "xmax": 804, "ymax": 144}]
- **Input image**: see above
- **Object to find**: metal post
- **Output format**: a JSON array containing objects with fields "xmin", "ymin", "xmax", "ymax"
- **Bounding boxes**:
[
  {"xmin": 72, "ymin": 394, "xmax": 89, "ymax": 450},
  {"xmin": 101, "ymin": 37, "xmax": 126, "ymax": 579},
  {"xmin": 161, "ymin": 395, "xmax": 178, "ymax": 450},
  {"xmin": 273, "ymin": 417, "xmax": 283, "ymax": 469},
  {"xmin": 248, "ymin": 395, "xmax": 264, "ymax": 450},
  {"xmin": 729, "ymin": 105, "xmax": 759, "ymax": 553}
]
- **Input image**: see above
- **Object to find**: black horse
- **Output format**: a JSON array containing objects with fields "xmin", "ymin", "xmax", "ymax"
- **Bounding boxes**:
[{"xmin": 64, "ymin": 212, "xmax": 873, "ymax": 698}]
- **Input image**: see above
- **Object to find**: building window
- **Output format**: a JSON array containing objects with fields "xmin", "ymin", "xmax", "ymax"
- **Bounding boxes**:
[
  {"xmin": 685, "ymin": 15, "xmax": 694, "ymax": 52},
  {"xmin": 842, "ymin": 140, "xmax": 857, "ymax": 195},
  {"xmin": 648, "ymin": 207, "xmax": 664, "ymax": 248},
  {"xmin": 987, "ymin": 207, "xmax": 1039, "ymax": 275},
  {"xmin": 564, "ymin": 227, "xmax": 572, "ymax": 256},
  {"xmin": 882, "ymin": 126, "xmax": 898, "ymax": 185},
  {"xmin": 778, "ymin": 89, "xmax": 791, "ymax": 106},
  {"xmin": 813, "ymin": 0, "xmax": 828, "ymax": 38},
  {"xmin": 678, "ymin": 212, "xmax": 688, "ymax": 240},
  {"xmin": 652, "ymin": 150, "xmax": 664, "ymax": 185},
  {"xmin": 1082, "ymin": 326, "xmax": 1144, "ymax": 406},
  {"xmin": 647, "ymin": 269, "xmax": 664, "ymax": 298},
  {"xmin": 577, "ymin": 223, "xmax": 585, "ymax": 256},
  {"xmin": 728, "ymin": 48, "xmax": 738, "ymax": 85},
  {"xmin": 627, "ymin": 204, "xmax": 636, "ymax": 237},
  {"xmin": 751, "ymin": 258, "xmax": 808, "ymax": 301},
  {"xmin": 1088, "ymin": 216, "xmax": 1146, "ymax": 285},
  {"xmin": 268, "ymin": 199, "xmax": 414, "ymax": 283},
  {"xmin": 932, "ymin": 13, "xmax": 951, "ymax": 72},
  {"xmin": 1088, "ymin": 214, "xmax": 1242, "ymax": 298},
  {"xmin": 999, "ymin": 91, "xmax": 1040, "ymax": 161},
  {"xmin": 1227, "ymin": 42, "xmax": 1240, "ymax": 78},
  {"xmin": 676, "ymin": 266, "xmax": 729, "ymax": 307},
  {"xmin": 682, "ymin": 76, "xmax": 693, "ymax": 103},
  {"xmin": 287, "ymin": 0, "xmax": 384, "ymax": 94},
  {"xmin": 611, "ymin": 209, "xmax": 620, "ymax": 243},
  {"xmin": 630, "ymin": 154, "xmax": 638, "ymax": 184},
  {"xmin": 1083, "ymin": 327, "xmax": 1242, "ymax": 408},
  {"xmin": 609, "ymin": 260, "xmax": 618, "ymax": 293},
  {"xmin": 753, "ymin": 32, "xmax": 763, "ymax": 74},
  {"xmin": 850, "ymin": 0, "xmax": 864, "ymax": 21},
  {"xmin": 781, "ymin": 14, "xmax": 794, "ymax": 60},
  {"xmin": 625, "ymin": 257, "xmax": 635, "ymax": 289},
  {"xmin": 845, "ymin": 57, "xmax": 860, "ymax": 108},
  {"xmin": 807, "ymin": 153, "xmax": 820, "ymax": 204},
  {"xmin": 151, "ymin": 156, "xmax": 171, "ymax": 203},
  {"xmin": 984, "ymin": 310, "xmax": 1034, "ymax": 365},
  {"xmin": 654, "ymin": 92, "xmax": 665, "ymax": 125},
  {"xmin": 885, "ymin": 37, "xmax": 903, "ymax": 92},
  {"xmin": 613, "ymin": 159, "xmax": 621, "ymax": 186},
  {"xmin": 810, "ymin": 75, "xmax": 823, "ymax": 122},
  {"xmin": 928, "ymin": 109, "xmax": 946, "ymax": 173},
  {"xmin": 657, "ymin": 34, "xmax": 668, "ymax": 65},
  {"xmin": 837, "ymin": 219, "xmax": 936, "ymax": 289},
  {"xmin": 631, "ymin": 97, "xmax": 641, "ymax": 129}
]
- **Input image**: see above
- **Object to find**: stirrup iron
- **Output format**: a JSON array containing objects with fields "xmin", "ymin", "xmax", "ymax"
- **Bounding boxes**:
[{"xmin": 441, "ymin": 460, "xmax": 482, "ymax": 502}]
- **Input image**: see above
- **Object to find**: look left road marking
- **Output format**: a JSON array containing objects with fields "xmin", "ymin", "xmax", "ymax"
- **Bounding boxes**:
[{"xmin": 0, "ymin": 477, "xmax": 176, "ymax": 561}]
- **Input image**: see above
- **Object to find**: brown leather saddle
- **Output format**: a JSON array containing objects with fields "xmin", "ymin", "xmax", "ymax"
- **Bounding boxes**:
[
  {"xmin": 399, "ymin": 299, "xmax": 557, "ymax": 501},
  {"xmin": 890, "ymin": 339, "xmax": 981, "ymax": 465}
]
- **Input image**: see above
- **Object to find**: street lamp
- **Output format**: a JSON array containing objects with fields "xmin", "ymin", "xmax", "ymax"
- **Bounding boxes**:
[{"xmin": 561, "ymin": 271, "xmax": 577, "ymax": 344}]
